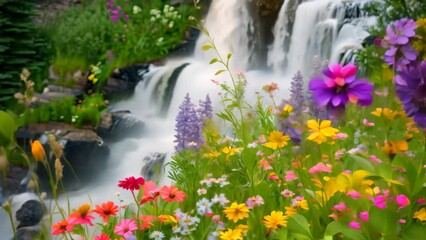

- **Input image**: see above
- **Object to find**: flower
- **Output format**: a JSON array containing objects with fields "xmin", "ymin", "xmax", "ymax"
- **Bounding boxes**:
[
  {"xmin": 309, "ymin": 63, "xmax": 373, "ymax": 109},
  {"xmin": 348, "ymin": 221, "xmax": 361, "ymax": 230},
  {"xmin": 149, "ymin": 231, "xmax": 165, "ymax": 240},
  {"xmin": 306, "ymin": 119, "xmax": 339, "ymax": 144},
  {"xmin": 263, "ymin": 131, "xmax": 290, "ymax": 150},
  {"xmin": 414, "ymin": 208, "xmax": 426, "ymax": 221},
  {"xmin": 141, "ymin": 181, "xmax": 160, "ymax": 204},
  {"xmin": 159, "ymin": 185, "xmax": 186, "ymax": 202},
  {"xmin": 31, "ymin": 140, "xmax": 45, "ymax": 161},
  {"xmin": 281, "ymin": 189, "xmax": 295, "ymax": 198},
  {"xmin": 221, "ymin": 146, "xmax": 242, "ymax": 160},
  {"xmin": 51, "ymin": 220, "xmax": 73, "ymax": 235},
  {"xmin": 245, "ymin": 195, "xmax": 264, "ymax": 209},
  {"xmin": 196, "ymin": 198, "xmax": 213, "ymax": 216},
  {"xmin": 95, "ymin": 234, "xmax": 111, "ymax": 240},
  {"xmin": 140, "ymin": 215, "xmax": 156, "ymax": 230},
  {"xmin": 394, "ymin": 60, "xmax": 426, "ymax": 129},
  {"xmin": 284, "ymin": 170, "xmax": 298, "ymax": 181},
  {"xmin": 293, "ymin": 197, "xmax": 309, "ymax": 210},
  {"xmin": 219, "ymin": 228, "xmax": 243, "ymax": 240},
  {"xmin": 68, "ymin": 203, "xmax": 94, "ymax": 226},
  {"xmin": 289, "ymin": 71, "xmax": 305, "ymax": 113},
  {"xmin": 396, "ymin": 194, "xmax": 411, "ymax": 209},
  {"xmin": 223, "ymin": 202, "xmax": 249, "ymax": 223},
  {"xmin": 263, "ymin": 211, "xmax": 288, "ymax": 230},
  {"xmin": 118, "ymin": 176, "xmax": 145, "ymax": 191},
  {"xmin": 114, "ymin": 219, "xmax": 138, "ymax": 238},
  {"xmin": 93, "ymin": 201, "xmax": 119, "ymax": 222},
  {"xmin": 308, "ymin": 162, "xmax": 332, "ymax": 174},
  {"xmin": 374, "ymin": 195, "xmax": 387, "ymax": 209}
]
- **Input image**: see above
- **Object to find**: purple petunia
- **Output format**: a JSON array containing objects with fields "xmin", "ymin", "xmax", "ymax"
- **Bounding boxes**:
[
  {"xmin": 382, "ymin": 18, "xmax": 418, "ymax": 67},
  {"xmin": 308, "ymin": 63, "xmax": 373, "ymax": 110},
  {"xmin": 395, "ymin": 61, "xmax": 426, "ymax": 129}
]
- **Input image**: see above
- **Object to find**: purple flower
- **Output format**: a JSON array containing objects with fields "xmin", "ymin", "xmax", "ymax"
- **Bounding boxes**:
[
  {"xmin": 309, "ymin": 63, "xmax": 373, "ymax": 109},
  {"xmin": 382, "ymin": 18, "xmax": 418, "ymax": 67},
  {"xmin": 289, "ymin": 71, "xmax": 305, "ymax": 114},
  {"xmin": 395, "ymin": 61, "xmax": 426, "ymax": 129},
  {"xmin": 174, "ymin": 93, "xmax": 203, "ymax": 152},
  {"xmin": 198, "ymin": 94, "xmax": 213, "ymax": 121}
]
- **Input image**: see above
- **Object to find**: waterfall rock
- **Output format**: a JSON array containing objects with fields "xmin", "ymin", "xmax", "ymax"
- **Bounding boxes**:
[
  {"xmin": 141, "ymin": 153, "xmax": 166, "ymax": 181},
  {"xmin": 103, "ymin": 64, "xmax": 150, "ymax": 99},
  {"xmin": 15, "ymin": 200, "xmax": 44, "ymax": 228},
  {"xmin": 97, "ymin": 111, "xmax": 145, "ymax": 141}
]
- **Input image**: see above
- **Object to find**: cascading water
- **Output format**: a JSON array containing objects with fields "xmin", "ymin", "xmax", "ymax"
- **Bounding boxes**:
[{"xmin": 0, "ymin": 0, "xmax": 378, "ymax": 238}]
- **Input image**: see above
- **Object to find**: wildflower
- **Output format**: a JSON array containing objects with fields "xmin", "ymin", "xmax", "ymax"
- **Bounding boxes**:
[
  {"xmin": 114, "ymin": 219, "xmax": 137, "ymax": 238},
  {"xmin": 219, "ymin": 228, "xmax": 243, "ymax": 240},
  {"xmin": 140, "ymin": 215, "xmax": 155, "ymax": 230},
  {"xmin": 198, "ymin": 94, "xmax": 213, "ymax": 121},
  {"xmin": 174, "ymin": 93, "xmax": 203, "ymax": 151},
  {"xmin": 381, "ymin": 140, "xmax": 408, "ymax": 157},
  {"xmin": 245, "ymin": 195, "xmax": 264, "ymax": 209},
  {"xmin": 118, "ymin": 176, "xmax": 145, "ymax": 191},
  {"xmin": 284, "ymin": 170, "xmax": 298, "ymax": 181},
  {"xmin": 222, "ymin": 146, "xmax": 242, "ymax": 159},
  {"xmin": 348, "ymin": 221, "xmax": 361, "ymax": 230},
  {"xmin": 309, "ymin": 63, "xmax": 373, "ymax": 109},
  {"xmin": 374, "ymin": 195, "xmax": 387, "ymax": 209},
  {"xmin": 68, "ymin": 203, "xmax": 94, "ymax": 226},
  {"xmin": 285, "ymin": 206, "xmax": 297, "ymax": 217},
  {"xmin": 281, "ymin": 189, "xmax": 295, "ymax": 198},
  {"xmin": 289, "ymin": 71, "xmax": 305, "ymax": 113},
  {"xmin": 223, "ymin": 202, "xmax": 249, "ymax": 223},
  {"xmin": 396, "ymin": 194, "xmax": 410, "ymax": 209},
  {"xmin": 371, "ymin": 108, "xmax": 398, "ymax": 120},
  {"xmin": 263, "ymin": 211, "xmax": 288, "ymax": 230},
  {"xmin": 332, "ymin": 202, "xmax": 348, "ymax": 212},
  {"xmin": 346, "ymin": 190, "xmax": 362, "ymax": 199},
  {"xmin": 149, "ymin": 231, "xmax": 165, "ymax": 240},
  {"xmin": 293, "ymin": 197, "xmax": 309, "ymax": 210},
  {"xmin": 196, "ymin": 198, "xmax": 213, "ymax": 216},
  {"xmin": 30, "ymin": 140, "xmax": 45, "ymax": 161},
  {"xmin": 394, "ymin": 60, "xmax": 426, "ymax": 129},
  {"xmin": 51, "ymin": 220, "xmax": 73, "ymax": 235},
  {"xmin": 95, "ymin": 234, "xmax": 111, "ymax": 240},
  {"xmin": 414, "ymin": 208, "xmax": 426, "ymax": 221},
  {"xmin": 197, "ymin": 188, "xmax": 207, "ymax": 195},
  {"xmin": 141, "ymin": 181, "xmax": 160, "ymax": 204},
  {"xmin": 306, "ymin": 119, "xmax": 339, "ymax": 144},
  {"xmin": 212, "ymin": 193, "xmax": 230, "ymax": 207},
  {"xmin": 93, "ymin": 201, "xmax": 119, "ymax": 222},
  {"xmin": 359, "ymin": 211, "xmax": 369, "ymax": 222},
  {"xmin": 133, "ymin": 5, "xmax": 142, "ymax": 14},
  {"xmin": 159, "ymin": 185, "xmax": 186, "ymax": 202},
  {"xmin": 308, "ymin": 162, "xmax": 332, "ymax": 174},
  {"xmin": 263, "ymin": 131, "xmax": 290, "ymax": 150},
  {"xmin": 369, "ymin": 155, "xmax": 382, "ymax": 163},
  {"xmin": 158, "ymin": 215, "xmax": 177, "ymax": 224},
  {"xmin": 362, "ymin": 118, "xmax": 375, "ymax": 126},
  {"xmin": 268, "ymin": 172, "xmax": 280, "ymax": 181}
]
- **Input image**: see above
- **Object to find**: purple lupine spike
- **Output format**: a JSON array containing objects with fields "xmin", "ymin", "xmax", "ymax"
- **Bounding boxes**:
[
  {"xmin": 289, "ymin": 71, "xmax": 305, "ymax": 114},
  {"xmin": 199, "ymin": 94, "xmax": 213, "ymax": 120},
  {"xmin": 174, "ymin": 93, "xmax": 203, "ymax": 152}
]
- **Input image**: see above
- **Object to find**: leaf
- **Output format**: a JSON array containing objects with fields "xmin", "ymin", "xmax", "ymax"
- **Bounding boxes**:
[
  {"xmin": 209, "ymin": 58, "xmax": 218, "ymax": 64},
  {"xmin": 401, "ymin": 222, "xmax": 426, "ymax": 239},
  {"xmin": 287, "ymin": 214, "xmax": 313, "ymax": 239},
  {"xmin": 201, "ymin": 44, "xmax": 213, "ymax": 51},
  {"xmin": 227, "ymin": 52, "xmax": 232, "ymax": 59},
  {"xmin": 324, "ymin": 221, "xmax": 367, "ymax": 240},
  {"xmin": 215, "ymin": 70, "xmax": 226, "ymax": 76},
  {"xmin": 347, "ymin": 155, "xmax": 374, "ymax": 172},
  {"xmin": 369, "ymin": 207, "xmax": 399, "ymax": 238},
  {"xmin": 0, "ymin": 110, "xmax": 17, "ymax": 146}
]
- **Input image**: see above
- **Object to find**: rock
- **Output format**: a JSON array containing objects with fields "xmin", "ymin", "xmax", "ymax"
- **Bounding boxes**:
[
  {"xmin": 16, "ymin": 200, "xmax": 44, "ymax": 228},
  {"xmin": 103, "ymin": 64, "xmax": 151, "ymax": 99},
  {"xmin": 141, "ymin": 153, "xmax": 166, "ymax": 181},
  {"xmin": 15, "ymin": 225, "xmax": 42, "ymax": 240},
  {"xmin": 33, "ymin": 84, "xmax": 84, "ymax": 106},
  {"xmin": 97, "ymin": 111, "xmax": 145, "ymax": 141}
]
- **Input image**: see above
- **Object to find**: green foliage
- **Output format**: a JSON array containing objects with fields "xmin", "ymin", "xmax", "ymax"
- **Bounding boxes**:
[
  {"xmin": 0, "ymin": 0, "xmax": 50, "ymax": 109},
  {"xmin": 0, "ymin": 110, "xmax": 17, "ymax": 147}
]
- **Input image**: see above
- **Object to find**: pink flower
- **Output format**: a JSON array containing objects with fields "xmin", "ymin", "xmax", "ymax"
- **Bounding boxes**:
[
  {"xmin": 141, "ymin": 181, "xmax": 160, "ymax": 204},
  {"xmin": 114, "ymin": 219, "xmax": 137, "ymax": 238},
  {"xmin": 399, "ymin": 219, "xmax": 406, "ymax": 224},
  {"xmin": 159, "ymin": 185, "xmax": 186, "ymax": 202},
  {"xmin": 396, "ymin": 194, "xmax": 410, "ymax": 209},
  {"xmin": 268, "ymin": 172, "xmax": 279, "ymax": 180},
  {"xmin": 417, "ymin": 198, "xmax": 425, "ymax": 204},
  {"xmin": 245, "ymin": 195, "xmax": 264, "ymax": 209},
  {"xmin": 362, "ymin": 118, "xmax": 375, "ymax": 126},
  {"xmin": 281, "ymin": 189, "xmax": 295, "ymax": 198},
  {"xmin": 374, "ymin": 195, "xmax": 387, "ymax": 209},
  {"xmin": 347, "ymin": 190, "xmax": 362, "ymax": 199},
  {"xmin": 284, "ymin": 170, "xmax": 298, "ymax": 181},
  {"xmin": 308, "ymin": 162, "xmax": 332, "ymax": 174},
  {"xmin": 118, "ymin": 176, "xmax": 145, "ymax": 191},
  {"xmin": 359, "ymin": 211, "xmax": 369, "ymax": 222},
  {"xmin": 95, "ymin": 234, "xmax": 111, "ymax": 240},
  {"xmin": 333, "ymin": 202, "xmax": 348, "ymax": 212},
  {"xmin": 370, "ymin": 155, "xmax": 382, "ymax": 163},
  {"xmin": 332, "ymin": 133, "xmax": 348, "ymax": 139},
  {"xmin": 348, "ymin": 221, "xmax": 361, "ymax": 230}
]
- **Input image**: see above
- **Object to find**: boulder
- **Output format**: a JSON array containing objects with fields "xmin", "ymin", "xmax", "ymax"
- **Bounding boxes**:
[
  {"xmin": 97, "ymin": 111, "xmax": 145, "ymax": 141},
  {"xmin": 141, "ymin": 153, "xmax": 166, "ymax": 181}
]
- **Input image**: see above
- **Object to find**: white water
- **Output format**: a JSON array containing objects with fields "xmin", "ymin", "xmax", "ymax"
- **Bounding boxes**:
[{"xmin": 1, "ymin": 0, "xmax": 376, "ymax": 238}]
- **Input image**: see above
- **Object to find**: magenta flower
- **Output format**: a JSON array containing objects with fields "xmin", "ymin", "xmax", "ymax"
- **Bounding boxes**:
[
  {"xmin": 359, "ymin": 211, "xmax": 369, "ymax": 222},
  {"xmin": 348, "ymin": 221, "xmax": 361, "ymax": 230},
  {"xmin": 374, "ymin": 195, "xmax": 387, "ymax": 209},
  {"xmin": 114, "ymin": 219, "xmax": 137, "ymax": 238},
  {"xmin": 346, "ymin": 190, "xmax": 362, "ymax": 199},
  {"xmin": 396, "ymin": 194, "xmax": 410, "ymax": 209},
  {"xmin": 118, "ymin": 176, "xmax": 145, "ymax": 191},
  {"xmin": 309, "ymin": 63, "xmax": 373, "ymax": 109}
]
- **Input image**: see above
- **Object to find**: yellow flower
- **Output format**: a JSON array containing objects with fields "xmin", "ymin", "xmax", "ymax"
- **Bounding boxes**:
[
  {"xmin": 204, "ymin": 151, "xmax": 220, "ymax": 158},
  {"xmin": 306, "ymin": 119, "xmax": 339, "ymax": 144},
  {"xmin": 221, "ymin": 146, "xmax": 242, "ymax": 160},
  {"xmin": 381, "ymin": 140, "xmax": 408, "ymax": 157},
  {"xmin": 235, "ymin": 224, "xmax": 249, "ymax": 233},
  {"xmin": 283, "ymin": 104, "xmax": 293, "ymax": 113},
  {"xmin": 263, "ymin": 131, "xmax": 290, "ymax": 150},
  {"xmin": 294, "ymin": 199, "xmax": 309, "ymax": 210},
  {"xmin": 223, "ymin": 202, "xmax": 249, "ymax": 223},
  {"xmin": 263, "ymin": 211, "xmax": 288, "ymax": 230},
  {"xmin": 285, "ymin": 206, "xmax": 297, "ymax": 217},
  {"xmin": 31, "ymin": 140, "xmax": 45, "ymax": 162},
  {"xmin": 88, "ymin": 74, "xmax": 95, "ymax": 81},
  {"xmin": 219, "ymin": 228, "xmax": 243, "ymax": 240},
  {"xmin": 414, "ymin": 207, "xmax": 426, "ymax": 221}
]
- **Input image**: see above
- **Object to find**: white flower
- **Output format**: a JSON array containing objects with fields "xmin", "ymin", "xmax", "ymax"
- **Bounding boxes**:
[
  {"xmin": 196, "ymin": 198, "xmax": 213, "ymax": 216},
  {"xmin": 197, "ymin": 188, "xmax": 207, "ymax": 195},
  {"xmin": 212, "ymin": 193, "xmax": 229, "ymax": 207},
  {"xmin": 133, "ymin": 5, "xmax": 142, "ymax": 14},
  {"xmin": 149, "ymin": 231, "xmax": 165, "ymax": 240}
]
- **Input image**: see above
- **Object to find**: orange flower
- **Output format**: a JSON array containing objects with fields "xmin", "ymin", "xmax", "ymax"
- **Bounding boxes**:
[
  {"xmin": 68, "ymin": 203, "xmax": 95, "ymax": 226},
  {"xmin": 381, "ymin": 140, "xmax": 408, "ymax": 157},
  {"xmin": 93, "ymin": 201, "xmax": 119, "ymax": 222},
  {"xmin": 139, "ymin": 215, "xmax": 155, "ymax": 230},
  {"xmin": 159, "ymin": 185, "xmax": 186, "ymax": 202},
  {"xmin": 31, "ymin": 140, "xmax": 45, "ymax": 161},
  {"xmin": 51, "ymin": 220, "xmax": 73, "ymax": 235}
]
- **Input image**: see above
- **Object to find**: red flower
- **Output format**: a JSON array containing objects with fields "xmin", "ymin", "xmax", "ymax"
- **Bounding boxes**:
[
  {"xmin": 93, "ymin": 201, "xmax": 119, "ymax": 222},
  {"xmin": 139, "ymin": 215, "xmax": 156, "ymax": 230},
  {"xmin": 141, "ymin": 180, "xmax": 160, "ymax": 204},
  {"xmin": 159, "ymin": 185, "xmax": 186, "ymax": 202},
  {"xmin": 95, "ymin": 233, "xmax": 111, "ymax": 240},
  {"xmin": 118, "ymin": 176, "xmax": 145, "ymax": 191},
  {"xmin": 68, "ymin": 203, "xmax": 95, "ymax": 226},
  {"xmin": 51, "ymin": 220, "xmax": 73, "ymax": 235}
]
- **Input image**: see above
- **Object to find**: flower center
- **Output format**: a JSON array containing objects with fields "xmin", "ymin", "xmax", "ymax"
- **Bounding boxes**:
[
  {"xmin": 413, "ymin": 84, "xmax": 426, "ymax": 112},
  {"xmin": 169, "ymin": 194, "xmax": 175, "ymax": 198}
]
